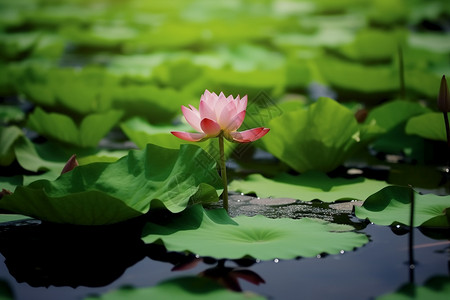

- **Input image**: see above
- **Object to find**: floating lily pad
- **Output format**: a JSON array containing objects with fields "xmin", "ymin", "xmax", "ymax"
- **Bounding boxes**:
[
  {"xmin": 84, "ymin": 276, "xmax": 266, "ymax": 300},
  {"xmin": 0, "ymin": 214, "xmax": 31, "ymax": 224},
  {"xmin": 0, "ymin": 144, "xmax": 222, "ymax": 225},
  {"xmin": 405, "ymin": 112, "xmax": 447, "ymax": 141},
  {"xmin": 355, "ymin": 186, "xmax": 450, "ymax": 228},
  {"xmin": 376, "ymin": 276, "xmax": 450, "ymax": 300},
  {"xmin": 26, "ymin": 107, "xmax": 123, "ymax": 148},
  {"xmin": 229, "ymin": 171, "xmax": 388, "ymax": 203},
  {"xmin": 142, "ymin": 204, "xmax": 369, "ymax": 260},
  {"xmin": 259, "ymin": 97, "xmax": 382, "ymax": 173}
]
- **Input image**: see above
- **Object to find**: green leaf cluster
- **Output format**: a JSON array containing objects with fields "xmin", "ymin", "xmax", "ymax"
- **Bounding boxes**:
[{"xmin": 0, "ymin": 144, "xmax": 222, "ymax": 225}]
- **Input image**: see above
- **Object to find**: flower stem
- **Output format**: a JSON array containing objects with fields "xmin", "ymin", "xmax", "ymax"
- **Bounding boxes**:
[
  {"xmin": 218, "ymin": 132, "xmax": 228, "ymax": 212},
  {"xmin": 443, "ymin": 112, "xmax": 450, "ymax": 169}
]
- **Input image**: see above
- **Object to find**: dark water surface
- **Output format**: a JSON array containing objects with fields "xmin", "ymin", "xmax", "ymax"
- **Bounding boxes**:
[{"xmin": 0, "ymin": 199, "xmax": 448, "ymax": 300}]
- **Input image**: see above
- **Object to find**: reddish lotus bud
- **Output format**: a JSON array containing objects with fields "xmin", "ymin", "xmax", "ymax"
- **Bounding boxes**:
[
  {"xmin": 61, "ymin": 154, "xmax": 79, "ymax": 174},
  {"xmin": 437, "ymin": 75, "xmax": 450, "ymax": 112}
]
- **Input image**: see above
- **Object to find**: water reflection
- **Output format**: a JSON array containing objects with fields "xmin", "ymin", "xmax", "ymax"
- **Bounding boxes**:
[
  {"xmin": 0, "ymin": 219, "xmax": 146, "ymax": 288},
  {"xmin": 0, "ymin": 219, "xmax": 265, "ymax": 293}
]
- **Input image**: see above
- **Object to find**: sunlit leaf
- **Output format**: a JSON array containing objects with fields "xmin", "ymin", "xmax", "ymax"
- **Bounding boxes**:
[
  {"xmin": 0, "ymin": 126, "xmax": 23, "ymax": 166},
  {"xmin": 409, "ymin": 32, "xmax": 450, "ymax": 53},
  {"xmin": 0, "ymin": 214, "xmax": 31, "ymax": 224},
  {"xmin": 336, "ymin": 29, "xmax": 406, "ymax": 63},
  {"xmin": 229, "ymin": 171, "xmax": 388, "ymax": 203},
  {"xmin": 84, "ymin": 276, "xmax": 266, "ymax": 300},
  {"xmin": 142, "ymin": 204, "xmax": 369, "ymax": 260},
  {"xmin": 366, "ymin": 100, "xmax": 430, "ymax": 131},
  {"xmin": 355, "ymin": 186, "xmax": 450, "ymax": 227},
  {"xmin": 405, "ymin": 112, "xmax": 447, "ymax": 141},
  {"xmin": 112, "ymin": 85, "xmax": 197, "ymax": 124},
  {"xmin": 0, "ymin": 105, "xmax": 25, "ymax": 124},
  {"xmin": 316, "ymin": 56, "xmax": 398, "ymax": 96},
  {"xmin": 26, "ymin": 107, "xmax": 123, "ymax": 148},
  {"xmin": 366, "ymin": 100, "xmax": 430, "ymax": 160},
  {"xmin": 259, "ymin": 97, "xmax": 382, "ymax": 173},
  {"xmin": 0, "ymin": 144, "xmax": 222, "ymax": 225}
]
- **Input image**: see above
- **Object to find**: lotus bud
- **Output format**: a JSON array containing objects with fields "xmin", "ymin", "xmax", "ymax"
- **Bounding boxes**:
[
  {"xmin": 437, "ymin": 75, "xmax": 450, "ymax": 112},
  {"xmin": 61, "ymin": 154, "xmax": 79, "ymax": 174}
]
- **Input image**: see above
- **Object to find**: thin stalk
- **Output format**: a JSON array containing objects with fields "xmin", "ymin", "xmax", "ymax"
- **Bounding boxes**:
[
  {"xmin": 408, "ymin": 186, "xmax": 415, "ymax": 284},
  {"xmin": 218, "ymin": 132, "xmax": 228, "ymax": 212},
  {"xmin": 443, "ymin": 112, "xmax": 450, "ymax": 170}
]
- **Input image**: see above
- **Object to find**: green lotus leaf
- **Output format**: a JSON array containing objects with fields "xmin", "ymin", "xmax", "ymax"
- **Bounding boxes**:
[
  {"xmin": 0, "ymin": 31, "xmax": 41, "ymax": 60},
  {"xmin": 0, "ymin": 214, "xmax": 31, "ymax": 224},
  {"xmin": 316, "ymin": 56, "xmax": 398, "ymax": 96},
  {"xmin": 355, "ymin": 186, "xmax": 450, "ymax": 227},
  {"xmin": 120, "ymin": 117, "xmax": 236, "ymax": 163},
  {"xmin": 368, "ymin": 0, "xmax": 408, "ymax": 26},
  {"xmin": 26, "ymin": 107, "xmax": 123, "ymax": 148},
  {"xmin": 0, "ymin": 280, "xmax": 14, "ymax": 300},
  {"xmin": 84, "ymin": 276, "xmax": 265, "ymax": 300},
  {"xmin": 0, "ymin": 105, "xmax": 25, "ymax": 124},
  {"xmin": 0, "ymin": 144, "xmax": 222, "ymax": 225},
  {"xmin": 17, "ymin": 67, "xmax": 118, "ymax": 115},
  {"xmin": 376, "ymin": 276, "xmax": 450, "ymax": 300},
  {"xmin": 336, "ymin": 29, "xmax": 406, "ymax": 63},
  {"xmin": 273, "ymin": 28, "xmax": 354, "ymax": 48},
  {"xmin": 0, "ymin": 176, "xmax": 22, "ymax": 192},
  {"xmin": 366, "ymin": 100, "xmax": 430, "ymax": 160},
  {"xmin": 111, "ymin": 85, "xmax": 197, "ymax": 124},
  {"xmin": 142, "ymin": 204, "xmax": 369, "ymax": 260},
  {"xmin": 62, "ymin": 24, "xmax": 139, "ymax": 48},
  {"xmin": 229, "ymin": 171, "xmax": 388, "ymax": 203},
  {"xmin": 409, "ymin": 32, "xmax": 450, "ymax": 53},
  {"xmin": 0, "ymin": 126, "xmax": 23, "ymax": 166},
  {"xmin": 259, "ymin": 97, "xmax": 382, "ymax": 173},
  {"xmin": 405, "ymin": 112, "xmax": 447, "ymax": 141},
  {"xmin": 366, "ymin": 100, "xmax": 430, "ymax": 132}
]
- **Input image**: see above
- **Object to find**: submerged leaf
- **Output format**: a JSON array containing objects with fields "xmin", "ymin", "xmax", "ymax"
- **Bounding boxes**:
[
  {"xmin": 355, "ymin": 186, "xmax": 450, "ymax": 227},
  {"xmin": 0, "ymin": 144, "xmax": 222, "ymax": 225},
  {"xmin": 142, "ymin": 204, "xmax": 369, "ymax": 260},
  {"xmin": 229, "ymin": 171, "xmax": 388, "ymax": 203}
]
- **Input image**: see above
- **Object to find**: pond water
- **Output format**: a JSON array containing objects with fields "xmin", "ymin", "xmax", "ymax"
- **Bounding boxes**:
[{"xmin": 1, "ymin": 197, "xmax": 448, "ymax": 300}]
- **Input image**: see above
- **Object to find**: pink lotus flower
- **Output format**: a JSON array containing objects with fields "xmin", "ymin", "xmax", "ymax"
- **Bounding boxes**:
[{"xmin": 171, "ymin": 90, "xmax": 269, "ymax": 143}]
